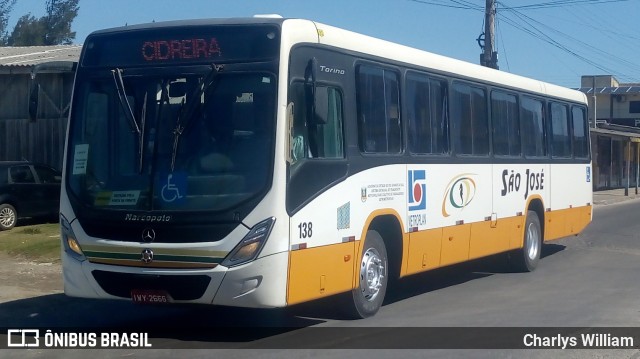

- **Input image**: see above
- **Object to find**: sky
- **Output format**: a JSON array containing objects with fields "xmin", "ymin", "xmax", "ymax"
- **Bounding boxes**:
[{"xmin": 7, "ymin": 0, "xmax": 640, "ymax": 88}]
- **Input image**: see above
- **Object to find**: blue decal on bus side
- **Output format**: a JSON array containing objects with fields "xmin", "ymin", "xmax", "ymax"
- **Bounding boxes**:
[{"xmin": 408, "ymin": 170, "xmax": 427, "ymax": 211}]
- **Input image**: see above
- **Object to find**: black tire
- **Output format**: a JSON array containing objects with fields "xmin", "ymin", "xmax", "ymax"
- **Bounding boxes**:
[
  {"xmin": 348, "ymin": 230, "xmax": 388, "ymax": 319},
  {"xmin": 0, "ymin": 203, "xmax": 17, "ymax": 231},
  {"xmin": 510, "ymin": 210, "xmax": 542, "ymax": 272}
]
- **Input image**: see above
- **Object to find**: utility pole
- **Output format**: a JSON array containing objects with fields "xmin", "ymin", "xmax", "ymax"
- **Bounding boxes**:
[{"xmin": 480, "ymin": 0, "xmax": 499, "ymax": 69}]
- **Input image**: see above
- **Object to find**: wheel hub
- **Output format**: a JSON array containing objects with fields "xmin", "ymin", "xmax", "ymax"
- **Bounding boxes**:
[
  {"xmin": 359, "ymin": 248, "xmax": 385, "ymax": 301},
  {"xmin": 526, "ymin": 221, "xmax": 540, "ymax": 260},
  {"xmin": 0, "ymin": 207, "xmax": 16, "ymax": 228}
]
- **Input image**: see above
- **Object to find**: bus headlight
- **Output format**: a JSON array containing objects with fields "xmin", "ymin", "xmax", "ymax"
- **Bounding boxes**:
[
  {"xmin": 61, "ymin": 214, "xmax": 85, "ymax": 261},
  {"xmin": 222, "ymin": 217, "xmax": 275, "ymax": 268}
]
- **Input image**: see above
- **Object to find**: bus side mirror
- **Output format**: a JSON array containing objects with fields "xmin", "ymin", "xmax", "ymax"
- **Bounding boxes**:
[
  {"xmin": 286, "ymin": 102, "xmax": 294, "ymax": 164},
  {"xmin": 29, "ymin": 80, "xmax": 39, "ymax": 122}
]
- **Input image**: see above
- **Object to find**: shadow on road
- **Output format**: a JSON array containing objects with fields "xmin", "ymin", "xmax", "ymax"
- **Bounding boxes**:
[
  {"xmin": 0, "ymin": 293, "xmax": 325, "ymax": 347},
  {"xmin": 0, "ymin": 243, "xmax": 568, "ymax": 347},
  {"xmin": 384, "ymin": 243, "xmax": 567, "ymax": 306}
]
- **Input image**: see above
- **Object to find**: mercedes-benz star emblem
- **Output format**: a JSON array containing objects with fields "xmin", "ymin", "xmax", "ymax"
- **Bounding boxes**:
[
  {"xmin": 141, "ymin": 228, "xmax": 156, "ymax": 243},
  {"xmin": 141, "ymin": 249, "xmax": 154, "ymax": 263}
]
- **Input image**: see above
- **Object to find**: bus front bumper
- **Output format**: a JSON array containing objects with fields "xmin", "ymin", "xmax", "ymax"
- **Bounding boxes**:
[{"xmin": 62, "ymin": 250, "xmax": 289, "ymax": 308}]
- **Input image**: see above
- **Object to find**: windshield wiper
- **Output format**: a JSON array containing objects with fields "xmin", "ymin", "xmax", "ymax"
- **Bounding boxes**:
[
  {"xmin": 170, "ymin": 64, "xmax": 223, "ymax": 171},
  {"xmin": 111, "ymin": 68, "xmax": 146, "ymax": 173}
]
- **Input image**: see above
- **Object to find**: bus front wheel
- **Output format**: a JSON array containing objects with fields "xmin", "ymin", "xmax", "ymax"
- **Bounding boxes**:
[
  {"xmin": 348, "ymin": 230, "xmax": 388, "ymax": 319},
  {"xmin": 510, "ymin": 210, "xmax": 542, "ymax": 272}
]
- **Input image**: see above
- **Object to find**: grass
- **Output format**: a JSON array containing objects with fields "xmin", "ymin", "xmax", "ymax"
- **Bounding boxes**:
[{"xmin": 0, "ymin": 223, "xmax": 61, "ymax": 262}]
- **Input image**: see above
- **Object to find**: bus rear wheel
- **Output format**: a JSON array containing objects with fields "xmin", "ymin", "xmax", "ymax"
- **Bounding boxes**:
[
  {"xmin": 510, "ymin": 210, "xmax": 542, "ymax": 272},
  {"xmin": 348, "ymin": 230, "xmax": 388, "ymax": 319}
]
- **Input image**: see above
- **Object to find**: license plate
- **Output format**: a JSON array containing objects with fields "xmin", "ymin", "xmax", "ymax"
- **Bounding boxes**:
[{"xmin": 131, "ymin": 289, "xmax": 171, "ymax": 304}]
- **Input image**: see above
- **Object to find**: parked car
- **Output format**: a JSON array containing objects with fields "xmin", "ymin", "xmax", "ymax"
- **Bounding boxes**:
[{"xmin": 0, "ymin": 161, "xmax": 61, "ymax": 230}]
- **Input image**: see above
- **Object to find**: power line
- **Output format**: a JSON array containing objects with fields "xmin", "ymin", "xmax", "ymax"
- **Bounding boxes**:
[
  {"xmin": 406, "ymin": 0, "xmax": 639, "ymax": 82},
  {"xmin": 495, "ymin": 14, "xmax": 511, "ymax": 71},
  {"xmin": 407, "ymin": 0, "xmax": 482, "ymax": 10},
  {"xmin": 498, "ymin": 1, "xmax": 640, "ymax": 81},
  {"xmin": 496, "ymin": 9, "xmax": 614, "ymax": 73},
  {"xmin": 507, "ymin": 0, "xmax": 630, "ymax": 10}
]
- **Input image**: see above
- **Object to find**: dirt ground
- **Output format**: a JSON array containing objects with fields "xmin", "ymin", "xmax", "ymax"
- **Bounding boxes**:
[{"xmin": 0, "ymin": 252, "xmax": 63, "ymax": 303}]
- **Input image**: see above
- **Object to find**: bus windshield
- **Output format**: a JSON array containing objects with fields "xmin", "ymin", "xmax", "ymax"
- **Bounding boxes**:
[{"xmin": 67, "ymin": 69, "xmax": 275, "ymax": 212}]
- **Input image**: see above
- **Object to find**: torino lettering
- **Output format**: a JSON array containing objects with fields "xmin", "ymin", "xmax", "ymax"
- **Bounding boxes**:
[{"xmin": 142, "ymin": 38, "xmax": 222, "ymax": 61}]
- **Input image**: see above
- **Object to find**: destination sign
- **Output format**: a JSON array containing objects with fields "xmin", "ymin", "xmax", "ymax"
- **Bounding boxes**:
[
  {"xmin": 141, "ymin": 38, "xmax": 222, "ymax": 62},
  {"xmin": 81, "ymin": 24, "xmax": 279, "ymax": 67}
]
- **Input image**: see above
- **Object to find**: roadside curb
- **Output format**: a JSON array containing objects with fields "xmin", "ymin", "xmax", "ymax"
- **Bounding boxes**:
[{"xmin": 593, "ymin": 189, "xmax": 640, "ymax": 206}]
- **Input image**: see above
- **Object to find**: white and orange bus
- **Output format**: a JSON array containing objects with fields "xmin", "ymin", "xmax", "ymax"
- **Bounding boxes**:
[{"xmin": 59, "ymin": 16, "xmax": 592, "ymax": 318}]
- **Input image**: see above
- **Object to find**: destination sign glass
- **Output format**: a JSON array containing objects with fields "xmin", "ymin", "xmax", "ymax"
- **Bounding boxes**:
[{"xmin": 82, "ymin": 24, "xmax": 280, "ymax": 67}]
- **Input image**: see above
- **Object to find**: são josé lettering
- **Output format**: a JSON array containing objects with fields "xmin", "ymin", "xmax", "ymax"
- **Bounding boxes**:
[{"xmin": 501, "ymin": 168, "xmax": 544, "ymax": 200}]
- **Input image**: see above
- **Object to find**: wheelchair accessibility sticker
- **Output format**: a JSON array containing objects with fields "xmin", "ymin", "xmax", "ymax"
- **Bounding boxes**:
[{"xmin": 157, "ymin": 172, "xmax": 187, "ymax": 204}]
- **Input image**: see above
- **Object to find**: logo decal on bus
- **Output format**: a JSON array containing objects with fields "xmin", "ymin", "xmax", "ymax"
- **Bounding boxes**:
[
  {"xmin": 408, "ymin": 170, "xmax": 426, "ymax": 211},
  {"xmin": 441, "ymin": 174, "xmax": 477, "ymax": 217},
  {"xmin": 157, "ymin": 172, "xmax": 187, "ymax": 204}
]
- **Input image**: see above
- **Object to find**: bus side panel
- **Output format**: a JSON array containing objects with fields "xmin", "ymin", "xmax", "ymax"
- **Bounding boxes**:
[
  {"xmin": 436, "ymin": 165, "xmax": 494, "ymax": 263},
  {"xmin": 546, "ymin": 163, "xmax": 592, "ymax": 240},
  {"xmin": 287, "ymin": 165, "xmax": 408, "ymax": 304},
  {"xmin": 440, "ymin": 224, "xmax": 471, "ymax": 266},
  {"xmin": 406, "ymin": 227, "xmax": 442, "ymax": 275},
  {"xmin": 570, "ymin": 204, "xmax": 593, "ymax": 235},
  {"xmin": 468, "ymin": 217, "xmax": 520, "ymax": 260},
  {"xmin": 287, "ymin": 242, "xmax": 355, "ymax": 305},
  {"xmin": 544, "ymin": 205, "xmax": 591, "ymax": 241},
  {"xmin": 493, "ymin": 163, "xmax": 550, "ymax": 250},
  {"xmin": 545, "ymin": 208, "xmax": 569, "ymax": 241}
]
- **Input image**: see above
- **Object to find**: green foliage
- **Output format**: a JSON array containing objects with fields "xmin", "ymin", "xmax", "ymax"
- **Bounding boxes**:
[
  {"xmin": 0, "ymin": 0, "xmax": 16, "ymax": 45},
  {"xmin": 8, "ymin": 14, "xmax": 45, "ymax": 46},
  {"xmin": 44, "ymin": 0, "xmax": 79, "ymax": 45},
  {"xmin": 8, "ymin": 0, "xmax": 79, "ymax": 46}
]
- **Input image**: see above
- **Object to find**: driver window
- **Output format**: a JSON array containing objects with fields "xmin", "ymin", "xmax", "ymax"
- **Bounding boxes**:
[{"xmin": 289, "ymin": 82, "xmax": 344, "ymax": 163}]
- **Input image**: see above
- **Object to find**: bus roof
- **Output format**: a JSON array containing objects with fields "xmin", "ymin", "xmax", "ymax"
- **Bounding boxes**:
[
  {"xmin": 308, "ymin": 20, "xmax": 587, "ymax": 104},
  {"xmin": 86, "ymin": 17, "xmax": 286, "ymax": 38},
  {"xmin": 85, "ymin": 16, "xmax": 586, "ymax": 104}
]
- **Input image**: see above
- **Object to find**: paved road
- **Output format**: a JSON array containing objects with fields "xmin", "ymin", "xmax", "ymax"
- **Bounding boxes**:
[{"xmin": 3, "ymin": 199, "xmax": 640, "ymax": 358}]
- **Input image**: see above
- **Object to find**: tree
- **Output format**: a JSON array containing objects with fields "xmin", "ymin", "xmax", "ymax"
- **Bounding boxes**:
[
  {"xmin": 0, "ymin": 0, "xmax": 16, "ymax": 45},
  {"xmin": 8, "ymin": 14, "xmax": 45, "ymax": 46},
  {"xmin": 43, "ymin": 0, "xmax": 79, "ymax": 45},
  {"xmin": 8, "ymin": 0, "xmax": 79, "ymax": 46}
]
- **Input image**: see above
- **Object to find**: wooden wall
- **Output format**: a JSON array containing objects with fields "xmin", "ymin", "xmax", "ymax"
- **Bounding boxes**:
[{"xmin": 0, "ymin": 70, "xmax": 74, "ymax": 170}]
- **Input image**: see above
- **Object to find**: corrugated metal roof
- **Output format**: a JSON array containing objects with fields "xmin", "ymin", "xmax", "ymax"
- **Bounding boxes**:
[
  {"xmin": 592, "ymin": 123, "xmax": 640, "ymax": 142},
  {"xmin": 0, "ymin": 45, "xmax": 81, "ymax": 66},
  {"xmin": 577, "ymin": 86, "xmax": 640, "ymax": 95}
]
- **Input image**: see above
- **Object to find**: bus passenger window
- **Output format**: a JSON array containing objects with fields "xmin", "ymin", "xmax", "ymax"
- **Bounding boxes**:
[
  {"xmin": 356, "ymin": 65, "xmax": 401, "ymax": 154},
  {"xmin": 550, "ymin": 102, "xmax": 571, "ymax": 158},
  {"xmin": 491, "ymin": 90, "xmax": 520, "ymax": 157},
  {"xmin": 407, "ymin": 72, "xmax": 448, "ymax": 155},
  {"xmin": 572, "ymin": 106, "xmax": 589, "ymax": 159},
  {"xmin": 521, "ymin": 97, "xmax": 547, "ymax": 157},
  {"xmin": 451, "ymin": 83, "xmax": 488, "ymax": 156}
]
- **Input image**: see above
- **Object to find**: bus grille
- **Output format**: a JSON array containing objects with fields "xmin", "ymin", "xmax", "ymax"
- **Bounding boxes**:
[{"xmin": 91, "ymin": 270, "xmax": 211, "ymax": 300}]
